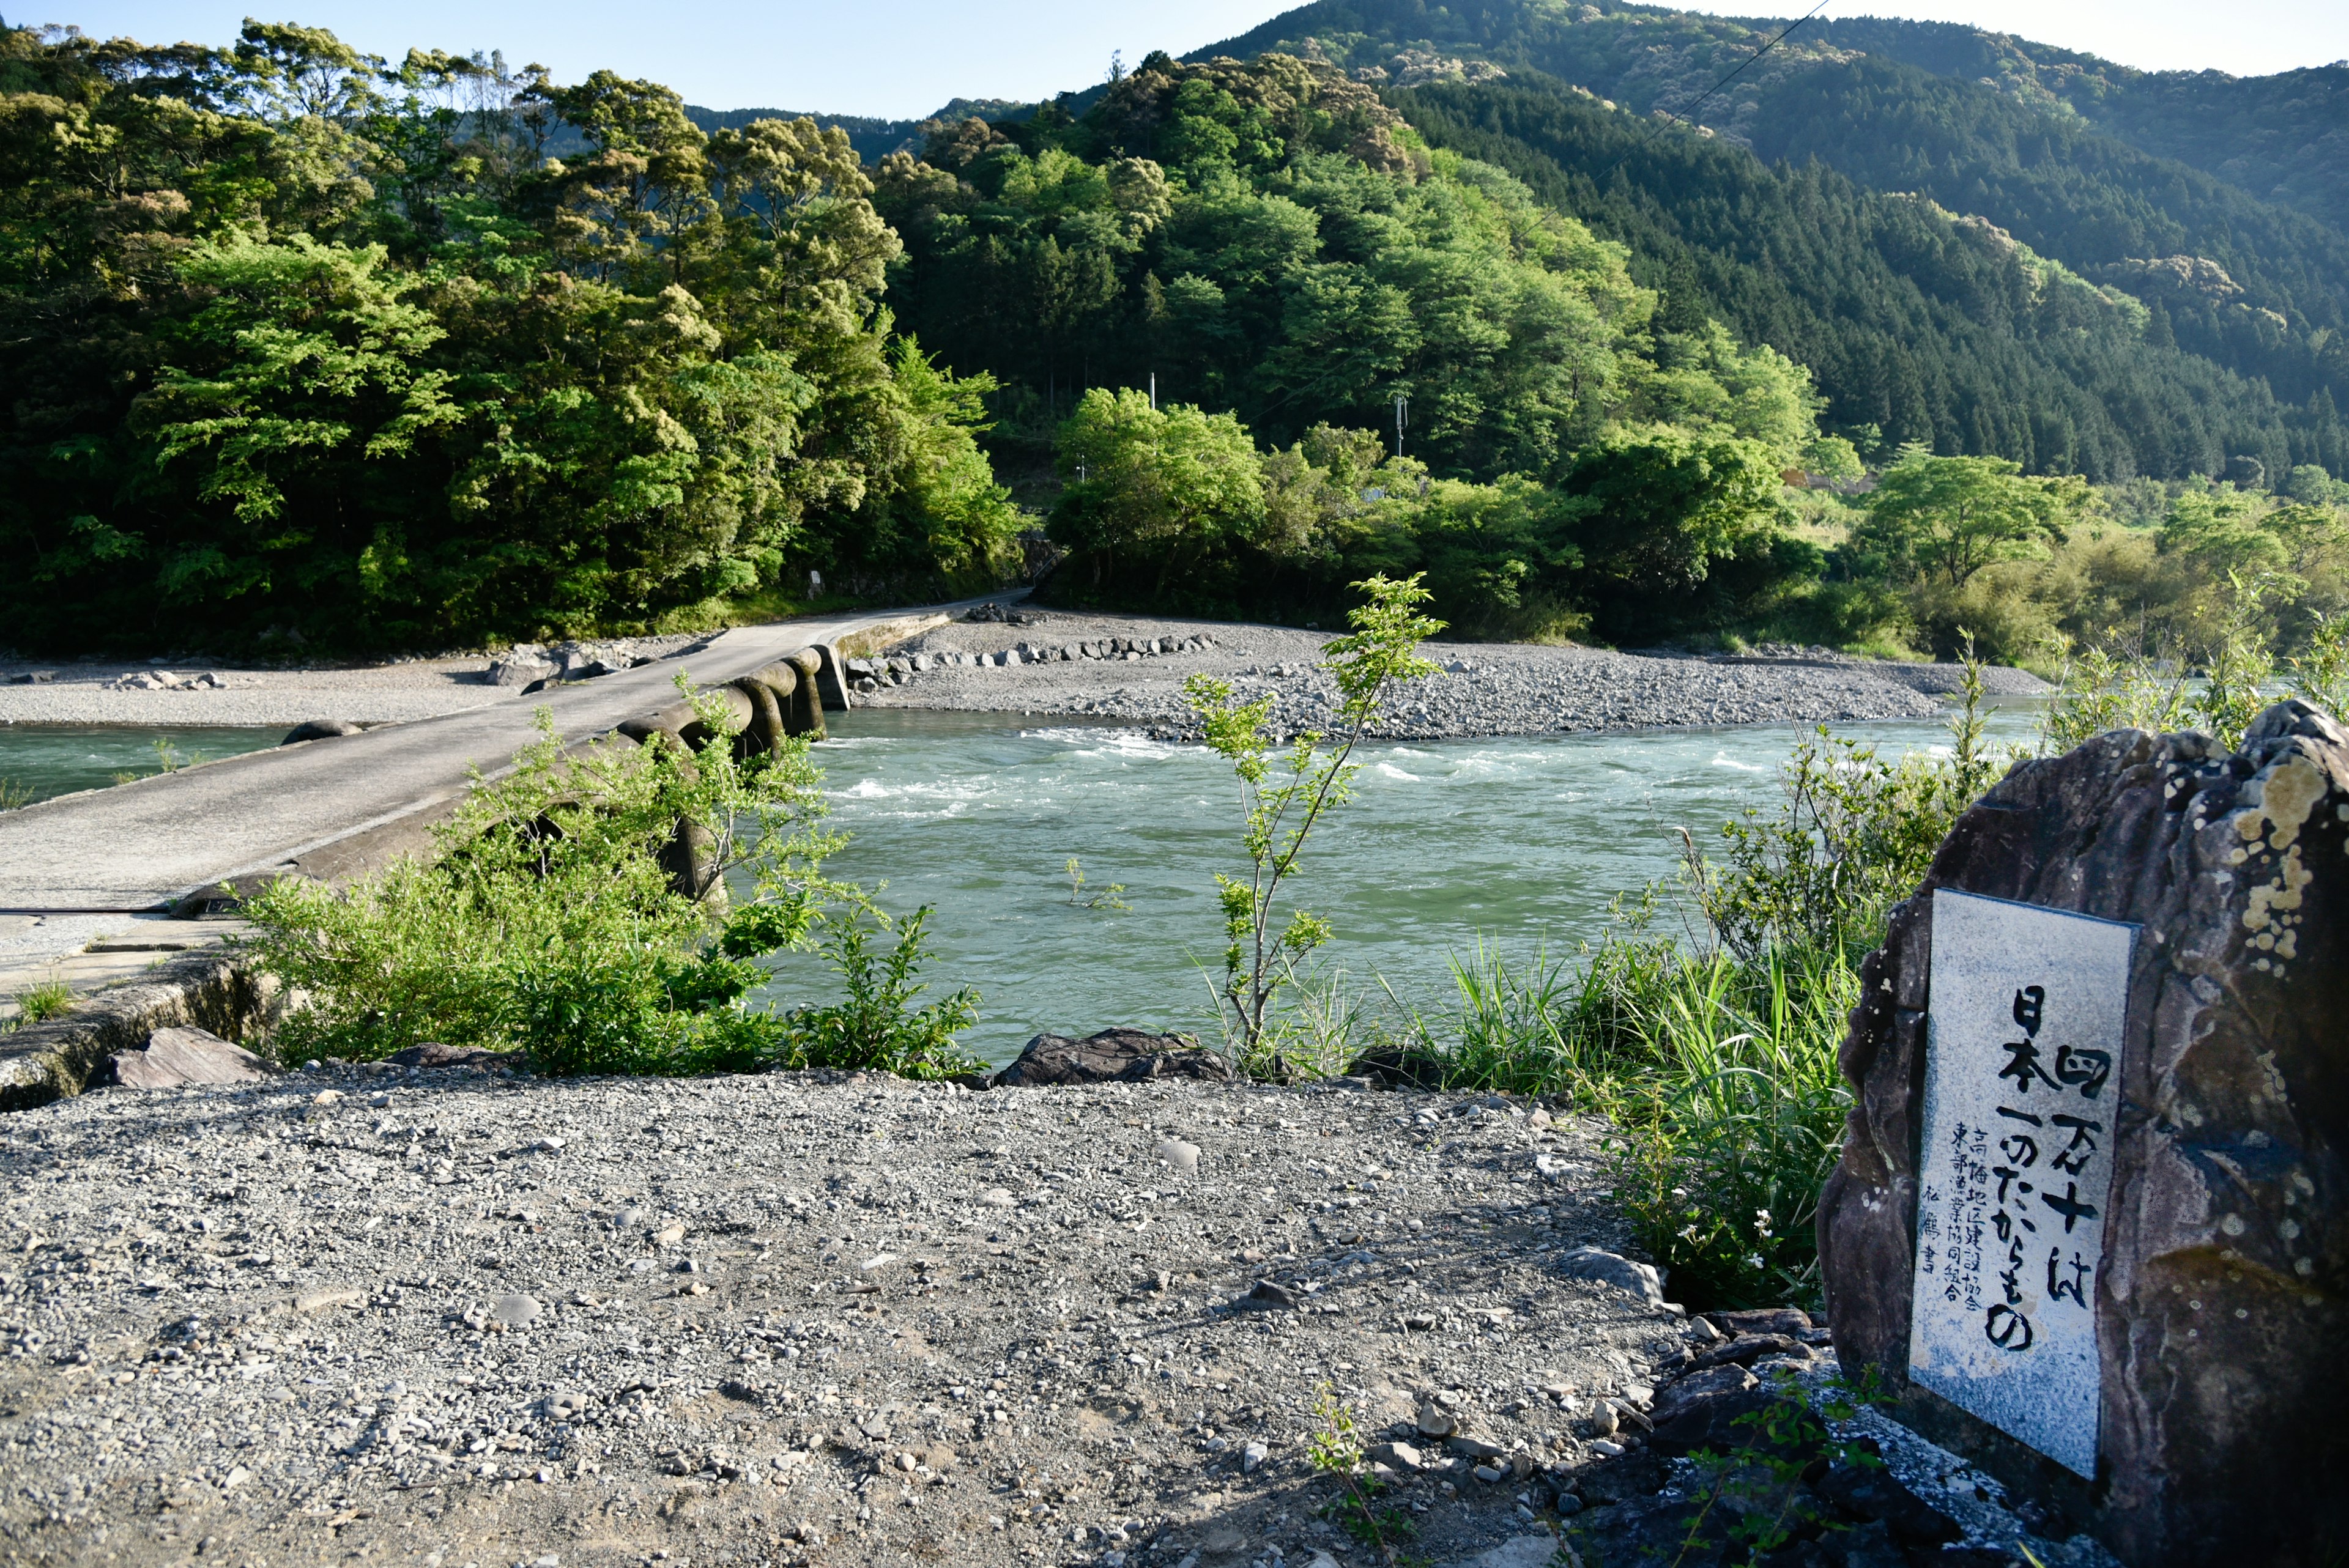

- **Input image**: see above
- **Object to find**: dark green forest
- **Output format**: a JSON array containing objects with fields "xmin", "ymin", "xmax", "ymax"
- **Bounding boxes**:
[
  {"xmin": 1208, "ymin": 0, "xmax": 2349, "ymax": 475},
  {"xmin": 2, "ymin": 1, "xmax": 2345, "ymax": 657}
]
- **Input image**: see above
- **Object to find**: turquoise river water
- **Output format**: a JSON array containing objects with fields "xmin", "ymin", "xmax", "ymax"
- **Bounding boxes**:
[
  {"xmin": 0, "ymin": 706, "xmax": 2042, "ymax": 1064},
  {"xmin": 759, "ymin": 705, "xmax": 2043, "ymax": 1063}
]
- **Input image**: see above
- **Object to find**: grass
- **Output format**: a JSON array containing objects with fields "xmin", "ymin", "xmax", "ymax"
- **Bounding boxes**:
[
  {"xmin": 1373, "ymin": 934, "xmax": 1856, "ymax": 1311},
  {"xmin": 0, "ymin": 778, "xmax": 33, "ymax": 811},
  {"xmin": 6, "ymin": 980, "xmax": 73, "ymax": 1031}
]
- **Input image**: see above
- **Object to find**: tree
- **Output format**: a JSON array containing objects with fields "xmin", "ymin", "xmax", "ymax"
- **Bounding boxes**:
[
  {"xmin": 1184, "ymin": 573, "xmax": 1442, "ymax": 1078},
  {"xmin": 1047, "ymin": 387, "xmax": 1265, "ymax": 596},
  {"xmin": 1852, "ymin": 446, "xmax": 2082, "ymax": 590}
]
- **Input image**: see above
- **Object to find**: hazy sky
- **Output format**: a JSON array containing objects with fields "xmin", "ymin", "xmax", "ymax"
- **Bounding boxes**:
[{"xmin": 31, "ymin": 0, "xmax": 2349, "ymax": 115}]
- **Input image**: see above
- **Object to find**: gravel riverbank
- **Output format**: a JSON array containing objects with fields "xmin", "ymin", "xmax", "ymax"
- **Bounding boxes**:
[
  {"xmin": 0, "ymin": 1062, "xmax": 2101, "ymax": 1568},
  {"xmin": 855, "ymin": 611, "xmax": 2044, "ymax": 740}
]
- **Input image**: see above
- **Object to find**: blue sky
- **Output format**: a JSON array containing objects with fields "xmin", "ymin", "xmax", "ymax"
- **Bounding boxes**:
[{"xmin": 29, "ymin": 0, "xmax": 2349, "ymax": 114}]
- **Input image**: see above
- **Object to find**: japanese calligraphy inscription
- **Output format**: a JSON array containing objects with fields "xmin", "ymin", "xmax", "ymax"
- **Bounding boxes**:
[{"xmin": 1908, "ymin": 889, "xmax": 2137, "ymax": 1480}]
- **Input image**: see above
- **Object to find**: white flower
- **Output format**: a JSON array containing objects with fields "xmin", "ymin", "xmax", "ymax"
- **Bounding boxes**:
[{"xmin": 1744, "ymin": 1254, "xmax": 1765, "ymax": 1272}]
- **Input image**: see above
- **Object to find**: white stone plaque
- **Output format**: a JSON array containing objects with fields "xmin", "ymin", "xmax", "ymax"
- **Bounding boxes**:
[{"xmin": 1908, "ymin": 889, "xmax": 2136, "ymax": 1479}]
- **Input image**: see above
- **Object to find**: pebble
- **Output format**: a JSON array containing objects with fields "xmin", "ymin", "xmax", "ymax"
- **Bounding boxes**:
[
  {"xmin": 492, "ymin": 1293, "xmax": 541, "ymax": 1327},
  {"xmin": 0, "ymin": 1068, "xmax": 1682, "ymax": 1567},
  {"xmin": 855, "ymin": 612, "xmax": 2032, "ymax": 741}
]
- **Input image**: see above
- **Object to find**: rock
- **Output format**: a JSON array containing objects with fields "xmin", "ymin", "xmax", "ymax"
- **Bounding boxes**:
[
  {"xmin": 1341, "ymin": 1045, "xmax": 1447, "ymax": 1090},
  {"xmin": 1811, "ymin": 1463, "xmax": 1962, "ymax": 1546},
  {"xmin": 1365, "ymin": 1440, "xmax": 1423, "ymax": 1471},
  {"xmin": 1240, "ymin": 1440, "xmax": 1268, "ymax": 1473},
  {"xmin": 1415, "ymin": 1400, "xmax": 1457, "ymax": 1439},
  {"xmin": 491, "ymin": 1293, "xmax": 540, "ymax": 1328},
  {"xmin": 1152, "ymin": 1137, "xmax": 1201, "ymax": 1176},
  {"xmin": 1234, "ymin": 1281, "xmax": 1297, "ymax": 1311},
  {"xmin": 1448, "ymin": 1435, "xmax": 1505, "ymax": 1460},
  {"xmin": 1470, "ymin": 1463, "xmax": 1505, "ymax": 1483},
  {"xmin": 1573, "ymin": 1448, "xmax": 1668, "ymax": 1504},
  {"xmin": 1705, "ymin": 1307, "xmax": 1811, "ymax": 1338},
  {"xmin": 1647, "ymin": 1364, "xmax": 1758, "ymax": 1426},
  {"xmin": 1646, "ymin": 1384, "xmax": 1778, "ymax": 1462},
  {"xmin": 1817, "ymin": 703, "xmax": 2349, "ymax": 1564},
  {"xmin": 1690, "ymin": 1333, "xmax": 1806, "ymax": 1370},
  {"xmin": 384, "ymin": 1041, "xmax": 510, "ymax": 1070},
  {"xmin": 1440, "ymin": 1537, "xmax": 1571, "ymax": 1568},
  {"xmin": 1556, "ymin": 1245, "xmax": 1666, "ymax": 1308},
  {"xmin": 993, "ymin": 1029, "xmax": 1235, "ymax": 1087},
  {"xmin": 280, "ymin": 719, "xmax": 363, "ymax": 744},
  {"xmin": 487, "ymin": 657, "xmax": 558, "ymax": 687},
  {"xmin": 110, "ymin": 1026, "xmax": 270, "ymax": 1088}
]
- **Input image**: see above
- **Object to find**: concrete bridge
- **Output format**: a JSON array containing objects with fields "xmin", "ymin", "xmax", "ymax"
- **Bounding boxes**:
[{"xmin": 0, "ymin": 603, "xmax": 965, "ymax": 915}]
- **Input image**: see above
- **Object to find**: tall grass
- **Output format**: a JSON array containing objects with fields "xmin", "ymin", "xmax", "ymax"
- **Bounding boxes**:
[{"xmin": 1392, "ymin": 936, "xmax": 1857, "ymax": 1309}]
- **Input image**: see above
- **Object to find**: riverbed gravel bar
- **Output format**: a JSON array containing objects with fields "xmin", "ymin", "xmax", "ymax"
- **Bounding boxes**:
[
  {"xmin": 0, "ymin": 1065, "xmax": 1710, "ymax": 1568},
  {"xmin": 855, "ymin": 611, "xmax": 2042, "ymax": 740}
]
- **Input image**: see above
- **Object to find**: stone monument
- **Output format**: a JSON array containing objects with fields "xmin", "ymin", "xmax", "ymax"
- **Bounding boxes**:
[{"xmin": 1818, "ymin": 701, "xmax": 2349, "ymax": 1565}]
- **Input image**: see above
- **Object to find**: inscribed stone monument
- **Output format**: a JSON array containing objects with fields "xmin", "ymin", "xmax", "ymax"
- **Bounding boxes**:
[
  {"xmin": 1817, "ymin": 701, "xmax": 2349, "ymax": 1566},
  {"xmin": 1908, "ymin": 890, "xmax": 2136, "ymax": 1479}
]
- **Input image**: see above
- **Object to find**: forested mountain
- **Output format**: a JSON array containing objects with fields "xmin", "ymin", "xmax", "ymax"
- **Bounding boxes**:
[
  {"xmin": 3, "ymin": 6, "xmax": 2343, "ymax": 657},
  {"xmin": 1198, "ymin": 0, "xmax": 2349, "ymax": 481},
  {"xmin": 1393, "ymin": 75, "xmax": 2345, "ymax": 481},
  {"xmin": 1792, "ymin": 20, "xmax": 2349, "ymax": 239},
  {"xmin": 0, "ymin": 24, "xmax": 1020, "ymax": 651}
]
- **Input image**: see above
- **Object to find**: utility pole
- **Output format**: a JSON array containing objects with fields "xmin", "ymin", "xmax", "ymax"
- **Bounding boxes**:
[
  {"xmin": 1393, "ymin": 391, "xmax": 1408, "ymax": 459},
  {"xmin": 1149, "ymin": 372, "xmax": 1157, "ymax": 412}
]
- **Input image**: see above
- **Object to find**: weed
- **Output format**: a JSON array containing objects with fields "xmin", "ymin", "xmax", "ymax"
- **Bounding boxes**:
[
  {"xmin": 1063, "ymin": 857, "xmax": 1129, "ymax": 912},
  {"xmin": 774, "ymin": 904, "xmax": 984, "ymax": 1079},
  {"xmin": 1305, "ymin": 1383, "xmax": 1409, "ymax": 1563},
  {"xmin": 2290, "ymin": 611, "xmax": 2349, "ymax": 720},
  {"xmin": 1186, "ymin": 572, "xmax": 1441, "ymax": 1076},
  {"xmin": 0, "ymin": 778, "xmax": 32, "ymax": 811},
  {"xmin": 7, "ymin": 980, "xmax": 72, "ymax": 1030}
]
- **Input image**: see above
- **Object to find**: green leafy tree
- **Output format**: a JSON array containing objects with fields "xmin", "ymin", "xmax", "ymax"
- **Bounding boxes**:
[
  {"xmin": 1184, "ymin": 573, "xmax": 1441, "ymax": 1077},
  {"xmin": 1048, "ymin": 387, "xmax": 1266, "ymax": 596},
  {"xmin": 1852, "ymin": 446, "xmax": 2082, "ymax": 590}
]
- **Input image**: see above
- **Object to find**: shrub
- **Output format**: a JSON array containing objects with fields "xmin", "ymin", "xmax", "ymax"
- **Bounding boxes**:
[{"xmin": 243, "ymin": 684, "xmax": 978, "ymax": 1077}]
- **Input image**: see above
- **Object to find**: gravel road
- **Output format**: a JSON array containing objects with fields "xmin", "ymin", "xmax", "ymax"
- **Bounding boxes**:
[
  {"xmin": 855, "ymin": 611, "xmax": 2043, "ymax": 740},
  {"xmin": 0, "ymin": 1063, "xmax": 1718, "ymax": 1568}
]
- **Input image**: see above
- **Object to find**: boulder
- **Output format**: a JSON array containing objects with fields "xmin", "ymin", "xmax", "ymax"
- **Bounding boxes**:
[
  {"xmin": 1555, "ymin": 1244, "xmax": 1668, "ymax": 1308},
  {"xmin": 989, "ymin": 1027, "xmax": 1235, "ymax": 1087},
  {"xmin": 1817, "ymin": 701, "xmax": 2349, "ymax": 1565},
  {"xmin": 486, "ymin": 656, "xmax": 558, "ymax": 688},
  {"xmin": 111, "ymin": 1026, "xmax": 270, "ymax": 1087}
]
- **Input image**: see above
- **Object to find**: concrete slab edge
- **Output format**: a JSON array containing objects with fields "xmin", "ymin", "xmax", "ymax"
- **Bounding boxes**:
[{"xmin": 0, "ymin": 948, "xmax": 276, "ymax": 1114}]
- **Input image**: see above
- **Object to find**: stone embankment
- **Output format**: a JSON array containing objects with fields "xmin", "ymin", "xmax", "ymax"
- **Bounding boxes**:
[
  {"xmin": 0, "ymin": 1050, "xmax": 2097, "ymax": 1568},
  {"xmin": 847, "ymin": 608, "xmax": 2043, "ymax": 740}
]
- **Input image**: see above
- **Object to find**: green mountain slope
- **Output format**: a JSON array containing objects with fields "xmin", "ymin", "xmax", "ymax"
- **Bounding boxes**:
[
  {"xmin": 1182, "ymin": 0, "xmax": 2348, "ymax": 479},
  {"xmin": 1393, "ymin": 73, "xmax": 2343, "ymax": 481},
  {"xmin": 1795, "ymin": 18, "xmax": 2349, "ymax": 239}
]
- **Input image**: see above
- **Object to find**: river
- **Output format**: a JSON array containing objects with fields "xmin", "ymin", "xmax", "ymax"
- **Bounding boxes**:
[
  {"xmin": 759, "ymin": 704, "xmax": 2044, "ymax": 1063},
  {"xmin": 0, "ymin": 705, "xmax": 2043, "ymax": 1064}
]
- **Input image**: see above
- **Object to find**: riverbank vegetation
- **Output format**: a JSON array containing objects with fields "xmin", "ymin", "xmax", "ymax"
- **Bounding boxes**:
[{"xmin": 241, "ymin": 685, "xmax": 981, "ymax": 1079}]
